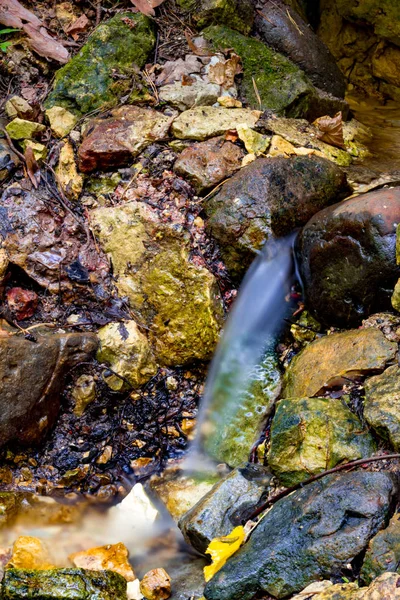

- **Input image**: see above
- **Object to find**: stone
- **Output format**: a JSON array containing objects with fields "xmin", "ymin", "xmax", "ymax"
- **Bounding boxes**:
[
  {"xmin": 193, "ymin": 0, "xmax": 254, "ymax": 35},
  {"xmin": 361, "ymin": 514, "xmax": 400, "ymax": 584},
  {"xmin": 69, "ymin": 543, "xmax": 135, "ymax": 582},
  {"xmin": 97, "ymin": 321, "xmax": 157, "ymax": 391},
  {"xmin": 204, "ymin": 471, "xmax": 397, "ymax": 600},
  {"xmin": 236, "ymin": 124, "xmax": 270, "ymax": 155},
  {"xmin": 20, "ymin": 140, "xmax": 47, "ymax": 162},
  {"xmin": 297, "ymin": 188, "xmax": 400, "ymax": 327},
  {"xmin": 78, "ymin": 106, "xmax": 172, "ymax": 172},
  {"xmin": 5, "ymin": 96, "xmax": 34, "ymax": 120},
  {"xmin": 91, "ymin": 201, "xmax": 223, "ymax": 366},
  {"xmin": 6, "ymin": 287, "xmax": 38, "ymax": 320},
  {"xmin": 283, "ymin": 328, "xmax": 397, "ymax": 399},
  {"xmin": 46, "ymin": 106, "xmax": 78, "ymax": 138},
  {"xmin": 392, "ymin": 279, "xmax": 400, "ymax": 311},
  {"xmin": 174, "ymin": 136, "xmax": 243, "ymax": 193},
  {"xmin": 372, "ymin": 44, "xmax": 400, "ymax": 87},
  {"xmin": 1, "ymin": 568, "xmax": 127, "ymax": 599},
  {"xmin": 364, "ymin": 365, "xmax": 400, "ymax": 450},
  {"xmin": 0, "ymin": 138, "xmax": 20, "ymax": 182},
  {"xmin": 0, "ymin": 326, "xmax": 97, "ymax": 448},
  {"xmin": 5, "ymin": 118, "xmax": 45, "ymax": 140},
  {"xmin": 0, "ymin": 185, "xmax": 109, "ymax": 295},
  {"xmin": 202, "ymin": 346, "xmax": 282, "ymax": 467},
  {"xmin": 159, "ymin": 80, "xmax": 220, "ymax": 112},
  {"xmin": 8, "ymin": 536, "xmax": 54, "ymax": 570},
  {"xmin": 56, "ymin": 141, "xmax": 83, "ymax": 201},
  {"xmin": 335, "ymin": 0, "xmax": 400, "ymax": 46},
  {"xmin": 268, "ymin": 396, "xmax": 376, "ymax": 486},
  {"xmin": 362, "ymin": 572, "xmax": 400, "ymax": 599},
  {"xmin": 255, "ymin": 2, "xmax": 346, "ymax": 98},
  {"xmin": 72, "ymin": 374, "xmax": 96, "ymax": 416},
  {"xmin": 45, "ymin": 13, "xmax": 156, "ymax": 116},
  {"xmin": 140, "ymin": 568, "xmax": 171, "ymax": 600},
  {"xmin": 171, "ymin": 106, "xmax": 261, "ymax": 141},
  {"xmin": 179, "ymin": 464, "xmax": 273, "ymax": 554},
  {"xmin": 293, "ymin": 582, "xmax": 363, "ymax": 600},
  {"xmin": 204, "ymin": 155, "xmax": 349, "ymax": 279}
]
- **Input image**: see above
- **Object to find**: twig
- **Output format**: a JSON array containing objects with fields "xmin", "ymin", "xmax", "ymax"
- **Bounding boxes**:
[
  {"xmin": 252, "ymin": 76, "xmax": 262, "ymax": 110},
  {"xmin": 1, "ymin": 128, "xmax": 26, "ymax": 162},
  {"xmin": 246, "ymin": 453, "xmax": 400, "ymax": 522},
  {"xmin": 96, "ymin": 0, "xmax": 101, "ymax": 26}
]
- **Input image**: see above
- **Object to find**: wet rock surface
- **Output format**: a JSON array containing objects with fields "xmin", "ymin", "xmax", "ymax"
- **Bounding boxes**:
[
  {"xmin": 0, "ymin": 327, "xmax": 98, "ymax": 448},
  {"xmin": 364, "ymin": 365, "xmax": 400, "ymax": 450},
  {"xmin": 205, "ymin": 155, "xmax": 349, "ymax": 279},
  {"xmin": 171, "ymin": 106, "xmax": 260, "ymax": 141},
  {"xmin": 204, "ymin": 471, "xmax": 398, "ymax": 600},
  {"xmin": 298, "ymin": 188, "xmax": 400, "ymax": 327},
  {"xmin": 361, "ymin": 514, "xmax": 400, "ymax": 584},
  {"xmin": 283, "ymin": 328, "xmax": 397, "ymax": 398}
]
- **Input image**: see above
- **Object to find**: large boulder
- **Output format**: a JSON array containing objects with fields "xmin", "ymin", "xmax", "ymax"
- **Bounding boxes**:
[
  {"xmin": 282, "ymin": 328, "xmax": 397, "ymax": 399},
  {"xmin": 334, "ymin": 0, "xmax": 400, "ymax": 46},
  {"xmin": 255, "ymin": 1, "xmax": 346, "ymax": 98},
  {"xmin": 0, "ymin": 326, "xmax": 98, "ymax": 448},
  {"xmin": 364, "ymin": 365, "xmax": 400, "ymax": 450},
  {"xmin": 204, "ymin": 155, "xmax": 350, "ymax": 279},
  {"xmin": 45, "ymin": 13, "xmax": 155, "ymax": 115},
  {"xmin": 297, "ymin": 188, "xmax": 400, "ymax": 327},
  {"xmin": 268, "ymin": 396, "xmax": 376, "ymax": 486},
  {"xmin": 204, "ymin": 471, "xmax": 397, "ymax": 600},
  {"xmin": 361, "ymin": 514, "xmax": 400, "ymax": 584}
]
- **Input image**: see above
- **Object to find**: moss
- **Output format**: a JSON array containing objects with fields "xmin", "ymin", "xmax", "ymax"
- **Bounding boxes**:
[
  {"xmin": 195, "ymin": 0, "xmax": 254, "ymax": 35},
  {"xmin": 202, "ymin": 25, "xmax": 314, "ymax": 115},
  {"xmin": 45, "ymin": 13, "xmax": 156, "ymax": 116}
]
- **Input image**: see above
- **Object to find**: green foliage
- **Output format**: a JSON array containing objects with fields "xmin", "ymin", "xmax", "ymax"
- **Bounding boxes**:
[{"xmin": 0, "ymin": 28, "xmax": 19, "ymax": 53}]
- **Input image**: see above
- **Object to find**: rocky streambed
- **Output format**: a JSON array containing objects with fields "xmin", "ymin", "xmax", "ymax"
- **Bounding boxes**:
[{"xmin": 1, "ymin": 0, "xmax": 400, "ymax": 598}]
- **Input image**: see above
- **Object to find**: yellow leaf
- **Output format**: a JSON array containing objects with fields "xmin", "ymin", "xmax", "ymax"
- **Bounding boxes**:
[{"xmin": 203, "ymin": 526, "xmax": 245, "ymax": 582}]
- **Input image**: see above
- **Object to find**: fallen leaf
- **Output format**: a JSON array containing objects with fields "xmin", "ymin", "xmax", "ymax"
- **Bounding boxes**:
[
  {"xmin": 0, "ymin": 0, "xmax": 69, "ymax": 63},
  {"xmin": 313, "ymin": 111, "xmax": 345, "ymax": 149},
  {"xmin": 24, "ymin": 145, "xmax": 40, "ymax": 188},
  {"xmin": 65, "ymin": 14, "xmax": 89, "ymax": 38},
  {"xmin": 130, "ymin": 0, "xmax": 166, "ymax": 17},
  {"xmin": 185, "ymin": 31, "xmax": 213, "ymax": 57},
  {"xmin": 155, "ymin": 56, "xmax": 202, "ymax": 86},
  {"xmin": 181, "ymin": 74, "xmax": 194, "ymax": 86},
  {"xmin": 209, "ymin": 54, "xmax": 241, "ymax": 89},
  {"xmin": 225, "ymin": 129, "xmax": 238, "ymax": 142},
  {"xmin": 70, "ymin": 543, "xmax": 135, "ymax": 582},
  {"xmin": 204, "ymin": 526, "xmax": 245, "ymax": 582}
]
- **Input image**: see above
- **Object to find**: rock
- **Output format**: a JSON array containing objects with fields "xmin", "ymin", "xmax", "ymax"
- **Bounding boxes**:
[
  {"xmin": 0, "ymin": 249, "xmax": 9, "ymax": 286},
  {"xmin": 236, "ymin": 124, "xmax": 270, "ymax": 155},
  {"xmin": 78, "ymin": 106, "xmax": 172, "ymax": 172},
  {"xmin": 96, "ymin": 321, "xmax": 157, "ymax": 391},
  {"xmin": 204, "ymin": 471, "xmax": 397, "ymax": 600},
  {"xmin": 179, "ymin": 464, "xmax": 272, "ymax": 554},
  {"xmin": 361, "ymin": 514, "xmax": 400, "ymax": 584},
  {"xmin": 392, "ymin": 279, "xmax": 400, "ymax": 312},
  {"xmin": 159, "ymin": 80, "xmax": 220, "ymax": 112},
  {"xmin": 70, "ymin": 543, "xmax": 135, "ymax": 582},
  {"xmin": 0, "ymin": 185, "xmax": 109, "ymax": 295},
  {"xmin": 91, "ymin": 201, "xmax": 223, "ymax": 366},
  {"xmin": 148, "ymin": 467, "xmax": 220, "ymax": 522},
  {"xmin": 6, "ymin": 287, "xmax": 38, "ymax": 320},
  {"xmin": 255, "ymin": 2, "xmax": 346, "ymax": 98},
  {"xmin": 0, "ymin": 492, "xmax": 18, "ymax": 529},
  {"xmin": 45, "ymin": 13, "xmax": 156, "ymax": 116},
  {"xmin": 8, "ymin": 536, "xmax": 54, "ymax": 570},
  {"xmin": 293, "ymin": 581, "xmax": 363, "ymax": 600},
  {"xmin": 362, "ymin": 572, "xmax": 400, "ymax": 599},
  {"xmin": 268, "ymin": 396, "xmax": 376, "ymax": 486},
  {"xmin": 202, "ymin": 346, "xmax": 282, "ymax": 466},
  {"xmin": 140, "ymin": 568, "xmax": 171, "ymax": 600},
  {"xmin": 1, "ymin": 568, "xmax": 127, "ymax": 599},
  {"xmin": 46, "ymin": 106, "xmax": 78, "ymax": 138},
  {"xmin": 56, "ymin": 141, "xmax": 83, "ymax": 201},
  {"xmin": 20, "ymin": 140, "xmax": 47, "ymax": 162},
  {"xmin": 372, "ymin": 44, "xmax": 400, "ymax": 87},
  {"xmin": 0, "ymin": 138, "xmax": 20, "ymax": 182},
  {"xmin": 297, "ymin": 188, "xmax": 400, "ymax": 326},
  {"xmin": 174, "ymin": 136, "xmax": 243, "ymax": 193},
  {"xmin": 364, "ymin": 366, "xmax": 400, "ymax": 450},
  {"xmin": 204, "ymin": 155, "xmax": 349, "ymax": 279},
  {"xmin": 171, "ymin": 106, "xmax": 261, "ymax": 141},
  {"xmin": 193, "ymin": 0, "xmax": 254, "ymax": 35},
  {"xmin": 5, "ymin": 118, "xmax": 45, "ymax": 140},
  {"xmin": 5, "ymin": 96, "xmax": 34, "ymax": 120},
  {"xmin": 335, "ymin": 0, "xmax": 400, "ymax": 46},
  {"xmin": 72, "ymin": 374, "xmax": 96, "ymax": 416},
  {"xmin": 0, "ymin": 327, "xmax": 97, "ymax": 448},
  {"xmin": 283, "ymin": 328, "xmax": 397, "ymax": 399}
]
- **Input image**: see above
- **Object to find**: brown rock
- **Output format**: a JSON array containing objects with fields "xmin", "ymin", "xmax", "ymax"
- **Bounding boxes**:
[
  {"xmin": 283, "ymin": 328, "xmax": 397, "ymax": 399},
  {"xmin": 78, "ymin": 106, "xmax": 172, "ymax": 173},
  {"xmin": 6, "ymin": 288, "xmax": 38, "ymax": 320},
  {"xmin": 174, "ymin": 136, "xmax": 243, "ymax": 193},
  {"xmin": 140, "ymin": 568, "xmax": 171, "ymax": 600},
  {"xmin": 70, "ymin": 543, "xmax": 135, "ymax": 582},
  {"xmin": 0, "ymin": 326, "xmax": 98, "ymax": 448}
]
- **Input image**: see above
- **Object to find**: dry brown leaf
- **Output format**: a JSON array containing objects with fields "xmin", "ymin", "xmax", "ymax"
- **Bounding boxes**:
[
  {"xmin": 155, "ymin": 56, "xmax": 202, "ymax": 86},
  {"xmin": 225, "ymin": 129, "xmax": 239, "ymax": 142},
  {"xmin": 0, "ymin": 0, "xmax": 69, "ymax": 63},
  {"xmin": 181, "ymin": 74, "xmax": 194, "ymax": 86},
  {"xmin": 185, "ymin": 31, "xmax": 213, "ymax": 57},
  {"xmin": 24, "ymin": 146, "xmax": 40, "ymax": 189},
  {"xmin": 130, "ymin": 0, "xmax": 166, "ymax": 17},
  {"xmin": 208, "ymin": 54, "xmax": 241, "ymax": 89},
  {"xmin": 65, "ymin": 14, "xmax": 89, "ymax": 37},
  {"xmin": 313, "ymin": 111, "xmax": 345, "ymax": 149}
]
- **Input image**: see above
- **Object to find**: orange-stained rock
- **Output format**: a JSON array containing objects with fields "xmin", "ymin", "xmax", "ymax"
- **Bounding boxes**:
[
  {"xmin": 140, "ymin": 568, "xmax": 171, "ymax": 600},
  {"xmin": 7, "ymin": 536, "xmax": 54, "ymax": 570},
  {"xmin": 69, "ymin": 542, "xmax": 135, "ymax": 581}
]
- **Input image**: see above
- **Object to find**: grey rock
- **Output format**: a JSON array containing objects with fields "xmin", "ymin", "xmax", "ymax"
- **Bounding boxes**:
[
  {"xmin": 204, "ymin": 471, "xmax": 397, "ymax": 600},
  {"xmin": 159, "ymin": 80, "xmax": 220, "ymax": 112}
]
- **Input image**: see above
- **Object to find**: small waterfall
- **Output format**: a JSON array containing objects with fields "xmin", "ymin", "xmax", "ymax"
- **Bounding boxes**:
[{"xmin": 187, "ymin": 233, "xmax": 298, "ymax": 470}]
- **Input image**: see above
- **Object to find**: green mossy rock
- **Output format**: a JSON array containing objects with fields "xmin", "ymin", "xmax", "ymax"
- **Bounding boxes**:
[
  {"xmin": 5, "ymin": 118, "xmax": 45, "ymax": 140},
  {"xmin": 202, "ymin": 25, "xmax": 314, "ymax": 116},
  {"xmin": 194, "ymin": 0, "xmax": 254, "ymax": 35},
  {"xmin": 364, "ymin": 365, "xmax": 400, "ymax": 450},
  {"xmin": 1, "ymin": 568, "xmax": 127, "ymax": 599},
  {"xmin": 268, "ymin": 397, "xmax": 376, "ymax": 486},
  {"xmin": 361, "ymin": 515, "xmax": 400, "ymax": 584},
  {"xmin": 45, "ymin": 13, "xmax": 156, "ymax": 116}
]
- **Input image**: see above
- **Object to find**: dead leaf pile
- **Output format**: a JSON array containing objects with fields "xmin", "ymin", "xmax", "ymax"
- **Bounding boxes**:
[
  {"xmin": 0, "ymin": 0, "xmax": 69, "ymax": 63},
  {"xmin": 313, "ymin": 112, "xmax": 345, "ymax": 149},
  {"xmin": 155, "ymin": 55, "xmax": 203, "ymax": 86}
]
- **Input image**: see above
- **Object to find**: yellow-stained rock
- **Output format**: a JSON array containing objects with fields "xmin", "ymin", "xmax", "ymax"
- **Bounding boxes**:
[
  {"xmin": 392, "ymin": 279, "xmax": 400, "ymax": 312},
  {"xmin": 7, "ymin": 536, "xmax": 54, "ymax": 570},
  {"xmin": 46, "ymin": 106, "xmax": 78, "ymax": 138},
  {"xmin": 5, "ymin": 118, "xmax": 45, "ymax": 141},
  {"xmin": 20, "ymin": 140, "xmax": 47, "ymax": 162},
  {"xmin": 72, "ymin": 374, "xmax": 96, "ymax": 415},
  {"xmin": 140, "ymin": 568, "xmax": 171, "ymax": 600},
  {"xmin": 236, "ymin": 124, "xmax": 269, "ymax": 155},
  {"xmin": 268, "ymin": 135, "xmax": 296, "ymax": 157},
  {"xmin": 171, "ymin": 106, "xmax": 261, "ymax": 140},
  {"xmin": 69, "ymin": 542, "xmax": 135, "ymax": 581},
  {"xmin": 283, "ymin": 328, "xmax": 397, "ymax": 398},
  {"xmin": 56, "ymin": 141, "xmax": 83, "ymax": 201}
]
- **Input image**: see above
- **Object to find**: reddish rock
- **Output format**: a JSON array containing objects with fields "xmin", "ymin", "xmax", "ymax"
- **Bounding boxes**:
[
  {"xmin": 174, "ymin": 136, "xmax": 243, "ymax": 193},
  {"xmin": 298, "ymin": 188, "xmax": 400, "ymax": 327},
  {"xmin": 6, "ymin": 288, "xmax": 38, "ymax": 320},
  {"xmin": 78, "ymin": 106, "xmax": 172, "ymax": 172}
]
